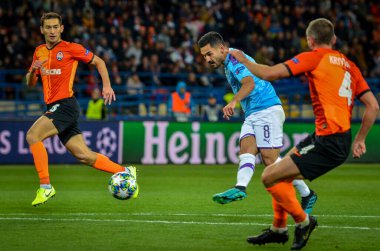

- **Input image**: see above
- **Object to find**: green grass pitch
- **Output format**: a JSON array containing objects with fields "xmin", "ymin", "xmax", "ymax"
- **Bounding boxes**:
[{"xmin": 0, "ymin": 163, "xmax": 379, "ymax": 251}]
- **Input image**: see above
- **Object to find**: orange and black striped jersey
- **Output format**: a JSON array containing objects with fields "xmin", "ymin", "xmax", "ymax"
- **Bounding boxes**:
[
  {"xmin": 284, "ymin": 48, "xmax": 370, "ymax": 136},
  {"xmin": 29, "ymin": 40, "xmax": 94, "ymax": 104}
]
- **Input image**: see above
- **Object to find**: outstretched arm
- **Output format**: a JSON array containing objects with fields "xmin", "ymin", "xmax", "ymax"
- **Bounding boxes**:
[
  {"xmin": 229, "ymin": 49, "xmax": 291, "ymax": 81},
  {"xmin": 352, "ymin": 91, "xmax": 379, "ymax": 158},
  {"xmin": 90, "ymin": 55, "xmax": 116, "ymax": 105}
]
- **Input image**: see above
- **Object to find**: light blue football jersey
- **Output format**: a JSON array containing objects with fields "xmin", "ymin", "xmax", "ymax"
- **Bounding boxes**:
[{"xmin": 224, "ymin": 48, "xmax": 281, "ymax": 117}]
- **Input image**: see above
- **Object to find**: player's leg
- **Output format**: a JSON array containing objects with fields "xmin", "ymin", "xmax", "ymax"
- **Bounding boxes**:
[
  {"xmin": 26, "ymin": 115, "xmax": 58, "ymax": 206},
  {"xmin": 250, "ymin": 179, "xmax": 316, "ymax": 249},
  {"xmin": 28, "ymin": 98, "xmax": 79, "ymax": 206},
  {"xmin": 212, "ymin": 117, "xmax": 258, "ymax": 204},
  {"xmin": 247, "ymin": 197, "xmax": 289, "ymax": 245},
  {"xmin": 275, "ymin": 155, "xmax": 318, "ymax": 213},
  {"xmin": 293, "ymin": 179, "xmax": 317, "ymax": 214},
  {"xmin": 263, "ymin": 131, "xmax": 347, "ymax": 249},
  {"xmin": 263, "ymin": 153, "xmax": 316, "ymax": 214},
  {"xmin": 286, "ymin": 131, "xmax": 350, "ymax": 249},
  {"xmin": 285, "ymin": 146, "xmax": 318, "ymax": 214},
  {"xmin": 236, "ymin": 136, "xmax": 257, "ymax": 189},
  {"xmin": 255, "ymin": 105, "xmax": 285, "ymax": 167},
  {"xmin": 64, "ymin": 134, "xmax": 128, "ymax": 174},
  {"xmin": 262, "ymin": 157, "xmax": 317, "ymax": 250},
  {"xmin": 246, "ymin": 105, "xmax": 316, "ymax": 247},
  {"xmin": 64, "ymin": 133, "xmax": 138, "ymax": 198},
  {"xmin": 212, "ymin": 135, "xmax": 256, "ymax": 204},
  {"xmin": 262, "ymin": 150, "xmax": 313, "ymax": 200},
  {"xmin": 260, "ymin": 151, "xmax": 315, "ymax": 238},
  {"xmin": 259, "ymin": 104, "xmax": 317, "ymax": 213},
  {"xmin": 213, "ymin": 105, "xmax": 284, "ymax": 204}
]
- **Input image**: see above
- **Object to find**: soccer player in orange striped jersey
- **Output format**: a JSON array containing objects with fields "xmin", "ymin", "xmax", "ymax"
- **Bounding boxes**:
[
  {"xmin": 230, "ymin": 18, "xmax": 379, "ymax": 249},
  {"xmin": 26, "ymin": 12, "xmax": 137, "ymax": 207}
]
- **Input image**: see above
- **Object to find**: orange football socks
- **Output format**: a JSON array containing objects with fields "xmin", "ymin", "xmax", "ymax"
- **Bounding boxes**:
[
  {"xmin": 267, "ymin": 181, "xmax": 307, "ymax": 224},
  {"xmin": 30, "ymin": 141, "xmax": 50, "ymax": 185},
  {"xmin": 272, "ymin": 197, "xmax": 288, "ymax": 228},
  {"xmin": 93, "ymin": 153, "xmax": 124, "ymax": 173}
]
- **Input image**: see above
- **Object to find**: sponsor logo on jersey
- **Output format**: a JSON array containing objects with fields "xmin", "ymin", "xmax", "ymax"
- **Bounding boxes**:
[
  {"xmin": 85, "ymin": 49, "xmax": 90, "ymax": 56},
  {"xmin": 41, "ymin": 67, "xmax": 62, "ymax": 76},
  {"xmin": 56, "ymin": 51, "xmax": 63, "ymax": 61}
]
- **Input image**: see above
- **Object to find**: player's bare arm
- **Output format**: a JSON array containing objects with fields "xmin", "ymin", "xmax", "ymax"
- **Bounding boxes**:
[
  {"xmin": 223, "ymin": 76, "xmax": 254, "ymax": 120},
  {"xmin": 229, "ymin": 49, "xmax": 290, "ymax": 81},
  {"xmin": 26, "ymin": 59, "xmax": 46, "ymax": 87},
  {"xmin": 352, "ymin": 91, "xmax": 379, "ymax": 158},
  {"xmin": 90, "ymin": 55, "xmax": 116, "ymax": 105}
]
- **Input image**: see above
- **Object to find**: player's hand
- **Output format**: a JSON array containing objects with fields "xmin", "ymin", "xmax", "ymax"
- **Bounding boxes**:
[
  {"xmin": 229, "ymin": 49, "xmax": 247, "ymax": 64},
  {"xmin": 102, "ymin": 86, "xmax": 116, "ymax": 105},
  {"xmin": 31, "ymin": 59, "xmax": 47, "ymax": 71},
  {"xmin": 223, "ymin": 101, "xmax": 236, "ymax": 120},
  {"xmin": 352, "ymin": 140, "xmax": 366, "ymax": 158}
]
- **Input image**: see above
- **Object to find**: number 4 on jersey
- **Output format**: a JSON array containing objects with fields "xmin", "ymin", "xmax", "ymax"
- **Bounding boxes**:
[{"xmin": 339, "ymin": 71, "xmax": 352, "ymax": 106}]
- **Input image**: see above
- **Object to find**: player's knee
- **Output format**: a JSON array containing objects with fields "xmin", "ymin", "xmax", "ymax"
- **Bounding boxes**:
[
  {"xmin": 261, "ymin": 155, "xmax": 276, "ymax": 166},
  {"xmin": 239, "ymin": 139, "xmax": 257, "ymax": 155},
  {"xmin": 261, "ymin": 170, "xmax": 273, "ymax": 187},
  {"xmin": 26, "ymin": 130, "xmax": 38, "ymax": 145}
]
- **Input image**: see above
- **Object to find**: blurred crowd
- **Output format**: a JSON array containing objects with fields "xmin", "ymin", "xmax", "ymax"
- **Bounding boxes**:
[{"xmin": 1, "ymin": 0, "xmax": 380, "ymax": 85}]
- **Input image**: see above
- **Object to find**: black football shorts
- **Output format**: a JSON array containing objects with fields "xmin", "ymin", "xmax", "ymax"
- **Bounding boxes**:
[
  {"xmin": 290, "ymin": 130, "xmax": 351, "ymax": 181},
  {"xmin": 44, "ymin": 97, "xmax": 82, "ymax": 145}
]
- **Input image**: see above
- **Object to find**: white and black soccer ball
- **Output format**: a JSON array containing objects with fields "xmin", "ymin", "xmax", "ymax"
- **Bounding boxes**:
[{"xmin": 108, "ymin": 172, "xmax": 138, "ymax": 200}]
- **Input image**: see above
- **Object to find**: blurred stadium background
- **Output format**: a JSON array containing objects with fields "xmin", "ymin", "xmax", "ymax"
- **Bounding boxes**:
[
  {"xmin": 0, "ymin": 1, "xmax": 380, "ymax": 250},
  {"xmin": 0, "ymin": 0, "xmax": 379, "ymax": 164}
]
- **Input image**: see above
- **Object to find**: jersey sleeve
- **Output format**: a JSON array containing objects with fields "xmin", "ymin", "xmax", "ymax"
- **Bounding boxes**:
[
  {"xmin": 28, "ymin": 50, "xmax": 40, "ymax": 76},
  {"xmin": 229, "ymin": 56, "xmax": 254, "ymax": 82},
  {"xmin": 349, "ymin": 60, "xmax": 370, "ymax": 98},
  {"xmin": 284, "ymin": 51, "xmax": 321, "ymax": 76},
  {"xmin": 70, "ymin": 43, "xmax": 94, "ymax": 63}
]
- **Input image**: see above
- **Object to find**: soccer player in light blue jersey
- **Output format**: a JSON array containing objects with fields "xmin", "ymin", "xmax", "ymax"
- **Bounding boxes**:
[{"xmin": 198, "ymin": 31, "xmax": 317, "ymax": 211}]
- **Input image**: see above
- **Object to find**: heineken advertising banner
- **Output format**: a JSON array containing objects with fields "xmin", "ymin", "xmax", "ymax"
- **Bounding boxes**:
[
  {"xmin": 123, "ymin": 121, "xmax": 380, "ymax": 164},
  {"xmin": 123, "ymin": 121, "xmax": 241, "ymax": 165},
  {"xmin": 0, "ymin": 121, "xmax": 121, "ymax": 164},
  {"xmin": 1, "ymin": 121, "xmax": 379, "ymax": 164}
]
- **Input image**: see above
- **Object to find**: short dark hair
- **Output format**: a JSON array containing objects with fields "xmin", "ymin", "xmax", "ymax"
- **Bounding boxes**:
[
  {"xmin": 40, "ymin": 12, "xmax": 62, "ymax": 26},
  {"xmin": 306, "ymin": 18, "xmax": 335, "ymax": 45},
  {"xmin": 197, "ymin": 31, "xmax": 225, "ymax": 48}
]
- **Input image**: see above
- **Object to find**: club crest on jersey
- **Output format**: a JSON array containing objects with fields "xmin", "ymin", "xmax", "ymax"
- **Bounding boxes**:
[
  {"xmin": 85, "ymin": 49, "xmax": 90, "ymax": 56},
  {"xmin": 56, "ymin": 51, "xmax": 64, "ymax": 61}
]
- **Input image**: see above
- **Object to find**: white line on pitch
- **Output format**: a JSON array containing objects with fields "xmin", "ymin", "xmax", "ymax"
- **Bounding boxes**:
[
  {"xmin": 0, "ymin": 217, "xmax": 379, "ymax": 231},
  {"xmin": 0, "ymin": 212, "xmax": 379, "ymax": 218}
]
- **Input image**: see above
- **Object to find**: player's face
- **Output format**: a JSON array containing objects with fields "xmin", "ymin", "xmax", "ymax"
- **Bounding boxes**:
[
  {"xmin": 40, "ymin": 18, "xmax": 64, "ymax": 46},
  {"xmin": 200, "ymin": 44, "xmax": 225, "ymax": 69}
]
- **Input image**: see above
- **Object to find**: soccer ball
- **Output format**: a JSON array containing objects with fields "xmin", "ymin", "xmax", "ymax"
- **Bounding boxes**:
[{"xmin": 108, "ymin": 171, "xmax": 138, "ymax": 200}]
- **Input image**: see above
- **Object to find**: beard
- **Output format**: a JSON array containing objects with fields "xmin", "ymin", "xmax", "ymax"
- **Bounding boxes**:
[{"xmin": 208, "ymin": 61, "xmax": 220, "ymax": 68}]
